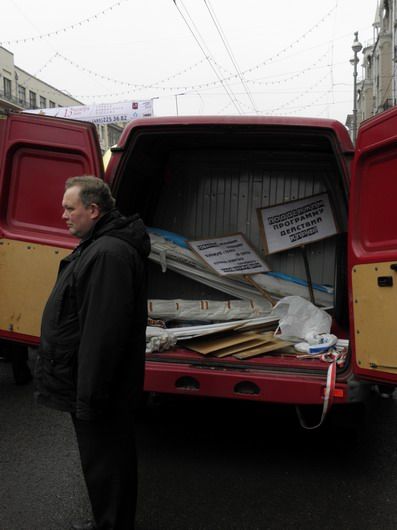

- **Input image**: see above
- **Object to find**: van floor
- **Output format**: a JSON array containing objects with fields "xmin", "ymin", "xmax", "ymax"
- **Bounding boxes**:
[{"xmin": 145, "ymin": 346, "xmax": 334, "ymax": 374}]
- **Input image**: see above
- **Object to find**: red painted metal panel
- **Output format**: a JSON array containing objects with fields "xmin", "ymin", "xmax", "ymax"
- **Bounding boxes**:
[
  {"xmin": 144, "ymin": 360, "xmax": 349, "ymax": 405},
  {"xmin": 115, "ymin": 115, "xmax": 354, "ymax": 153},
  {"xmin": 349, "ymin": 106, "xmax": 397, "ymax": 385},
  {"xmin": 0, "ymin": 113, "xmax": 103, "ymax": 246}
]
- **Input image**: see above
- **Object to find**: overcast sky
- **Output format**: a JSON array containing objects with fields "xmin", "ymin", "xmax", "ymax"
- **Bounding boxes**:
[{"xmin": 2, "ymin": 0, "xmax": 378, "ymax": 123}]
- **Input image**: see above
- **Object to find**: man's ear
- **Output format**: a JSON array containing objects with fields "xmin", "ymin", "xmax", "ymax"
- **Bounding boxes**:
[{"xmin": 90, "ymin": 203, "xmax": 101, "ymax": 220}]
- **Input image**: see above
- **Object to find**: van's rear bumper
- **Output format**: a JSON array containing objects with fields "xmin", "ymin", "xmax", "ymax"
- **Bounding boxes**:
[{"xmin": 144, "ymin": 360, "xmax": 363, "ymax": 405}]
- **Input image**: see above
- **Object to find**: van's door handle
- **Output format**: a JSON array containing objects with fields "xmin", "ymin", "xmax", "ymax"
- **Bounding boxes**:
[
  {"xmin": 391, "ymin": 264, "xmax": 397, "ymax": 271},
  {"xmin": 378, "ymin": 276, "xmax": 393, "ymax": 287}
]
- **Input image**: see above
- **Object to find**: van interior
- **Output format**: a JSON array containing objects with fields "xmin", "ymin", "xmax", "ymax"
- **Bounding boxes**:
[{"xmin": 114, "ymin": 124, "xmax": 350, "ymax": 373}]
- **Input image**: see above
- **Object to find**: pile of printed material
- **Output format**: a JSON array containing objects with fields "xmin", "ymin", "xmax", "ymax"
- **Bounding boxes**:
[
  {"xmin": 145, "ymin": 229, "xmax": 335, "ymax": 356},
  {"xmin": 146, "ymin": 315, "xmax": 284, "ymax": 355}
]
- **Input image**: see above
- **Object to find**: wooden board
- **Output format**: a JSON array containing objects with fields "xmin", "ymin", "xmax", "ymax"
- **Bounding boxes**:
[
  {"xmin": 183, "ymin": 331, "xmax": 267, "ymax": 356},
  {"xmin": 215, "ymin": 335, "xmax": 273, "ymax": 358},
  {"xmin": 352, "ymin": 261, "xmax": 397, "ymax": 372},
  {"xmin": 234, "ymin": 339, "xmax": 292, "ymax": 359},
  {"xmin": 0, "ymin": 238, "xmax": 69, "ymax": 337}
]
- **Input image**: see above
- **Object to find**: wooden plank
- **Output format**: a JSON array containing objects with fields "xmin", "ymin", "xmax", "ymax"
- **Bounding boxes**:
[
  {"xmin": 352, "ymin": 261, "xmax": 397, "ymax": 372},
  {"xmin": 215, "ymin": 337, "xmax": 272, "ymax": 358},
  {"xmin": 0, "ymin": 239, "xmax": 69, "ymax": 337},
  {"xmin": 182, "ymin": 331, "xmax": 265, "ymax": 355},
  {"xmin": 234, "ymin": 339, "xmax": 292, "ymax": 359}
]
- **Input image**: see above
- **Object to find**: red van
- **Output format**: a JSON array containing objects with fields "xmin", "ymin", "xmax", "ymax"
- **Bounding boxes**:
[{"xmin": 0, "ymin": 111, "xmax": 396, "ymax": 422}]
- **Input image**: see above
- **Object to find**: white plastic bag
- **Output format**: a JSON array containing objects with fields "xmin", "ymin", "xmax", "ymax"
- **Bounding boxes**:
[
  {"xmin": 271, "ymin": 296, "xmax": 332, "ymax": 342},
  {"xmin": 146, "ymin": 327, "xmax": 177, "ymax": 353}
]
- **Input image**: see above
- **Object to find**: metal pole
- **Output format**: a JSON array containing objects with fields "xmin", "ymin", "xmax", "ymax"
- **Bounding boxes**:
[
  {"xmin": 351, "ymin": 32, "xmax": 363, "ymax": 144},
  {"xmin": 352, "ymin": 54, "xmax": 358, "ymax": 144},
  {"xmin": 301, "ymin": 246, "xmax": 315, "ymax": 305},
  {"xmin": 175, "ymin": 94, "xmax": 179, "ymax": 116},
  {"xmin": 174, "ymin": 92, "xmax": 185, "ymax": 116}
]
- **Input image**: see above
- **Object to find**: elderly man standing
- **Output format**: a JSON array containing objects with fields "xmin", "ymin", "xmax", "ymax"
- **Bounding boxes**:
[{"xmin": 35, "ymin": 176, "xmax": 150, "ymax": 530}]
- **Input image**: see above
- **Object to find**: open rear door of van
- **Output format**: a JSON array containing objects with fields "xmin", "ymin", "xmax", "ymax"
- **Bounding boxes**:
[
  {"xmin": 349, "ymin": 107, "xmax": 397, "ymax": 386},
  {"xmin": 0, "ymin": 113, "xmax": 103, "ymax": 343}
]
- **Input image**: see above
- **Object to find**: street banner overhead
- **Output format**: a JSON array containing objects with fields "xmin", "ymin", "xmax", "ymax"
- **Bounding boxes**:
[{"xmin": 24, "ymin": 99, "xmax": 153, "ymax": 125}]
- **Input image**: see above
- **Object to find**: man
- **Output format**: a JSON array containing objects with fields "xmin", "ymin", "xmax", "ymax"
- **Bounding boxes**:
[{"xmin": 35, "ymin": 176, "xmax": 150, "ymax": 530}]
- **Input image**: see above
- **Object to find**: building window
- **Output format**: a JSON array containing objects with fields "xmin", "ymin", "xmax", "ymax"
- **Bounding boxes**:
[
  {"xmin": 18, "ymin": 86, "xmax": 26, "ymax": 105},
  {"xmin": 29, "ymin": 90, "xmax": 37, "ymax": 109},
  {"xmin": 3, "ymin": 77, "xmax": 12, "ymax": 99},
  {"xmin": 39, "ymin": 96, "xmax": 46, "ymax": 108},
  {"xmin": 49, "ymin": 100, "xmax": 55, "ymax": 108}
]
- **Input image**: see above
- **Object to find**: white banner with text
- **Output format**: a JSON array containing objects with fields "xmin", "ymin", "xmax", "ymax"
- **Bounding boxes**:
[{"xmin": 25, "ymin": 99, "xmax": 153, "ymax": 124}]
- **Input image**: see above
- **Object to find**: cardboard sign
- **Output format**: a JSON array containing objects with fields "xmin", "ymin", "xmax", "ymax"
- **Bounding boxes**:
[
  {"xmin": 257, "ymin": 193, "xmax": 338, "ymax": 255},
  {"xmin": 188, "ymin": 233, "xmax": 269, "ymax": 276}
]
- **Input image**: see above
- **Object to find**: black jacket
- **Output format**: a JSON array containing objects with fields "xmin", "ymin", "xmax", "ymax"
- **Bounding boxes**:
[{"xmin": 35, "ymin": 209, "xmax": 150, "ymax": 420}]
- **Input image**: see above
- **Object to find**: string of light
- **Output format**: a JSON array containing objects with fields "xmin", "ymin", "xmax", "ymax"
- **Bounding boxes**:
[
  {"xmin": 55, "ymin": 51, "xmax": 209, "ymax": 91},
  {"xmin": 211, "ymin": 50, "xmax": 330, "ymax": 88},
  {"xmin": 216, "ymin": 79, "xmax": 336, "ymax": 116},
  {"xmin": 269, "ymin": 89, "xmax": 334, "ymax": 116},
  {"xmin": 215, "ymin": 96, "xmax": 250, "ymax": 115},
  {"xmin": 27, "ymin": 3, "xmax": 338, "ymax": 97},
  {"xmin": 15, "ymin": 45, "xmax": 335, "ymax": 112},
  {"xmin": 172, "ymin": 4, "xmax": 338, "ymax": 91},
  {"xmin": 0, "ymin": 0, "xmax": 128, "ymax": 46},
  {"xmin": 291, "ymin": 98, "xmax": 351, "ymax": 114},
  {"xmin": 268, "ymin": 75, "xmax": 330, "ymax": 114},
  {"xmin": 18, "ymin": 52, "xmax": 60, "ymax": 91},
  {"xmin": 51, "ymin": 46, "xmax": 331, "ymax": 98},
  {"xmin": 216, "ymin": 91, "xmax": 337, "ymax": 117},
  {"xmin": 209, "ymin": 40, "xmax": 337, "ymax": 88},
  {"xmin": 167, "ymin": 3, "xmax": 337, "ymax": 90},
  {"xmin": 236, "ymin": 4, "xmax": 337, "ymax": 78},
  {"xmin": 8, "ymin": 1, "xmax": 341, "ymax": 116}
]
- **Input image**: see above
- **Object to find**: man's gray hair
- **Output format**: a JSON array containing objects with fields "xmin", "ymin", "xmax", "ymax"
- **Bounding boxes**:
[{"xmin": 65, "ymin": 176, "xmax": 115, "ymax": 214}]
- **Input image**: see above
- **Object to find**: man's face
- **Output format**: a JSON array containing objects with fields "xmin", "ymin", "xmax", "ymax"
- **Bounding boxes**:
[{"xmin": 62, "ymin": 185, "xmax": 100, "ymax": 238}]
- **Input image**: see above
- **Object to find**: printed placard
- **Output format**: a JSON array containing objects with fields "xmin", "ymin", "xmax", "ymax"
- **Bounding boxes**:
[
  {"xmin": 25, "ymin": 99, "xmax": 153, "ymax": 125},
  {"xmin": 257, "ymin": 193, "xmax": 338, "ymax": 254},
  {"xmin": 188, "ymin": 233, "xmax": 270, "ymax": 276}
]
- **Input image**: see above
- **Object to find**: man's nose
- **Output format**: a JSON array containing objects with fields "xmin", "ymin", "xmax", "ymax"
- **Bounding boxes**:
[{"xmin": 62, "ymin": 210, "xmax": 68, "ymax": 219}]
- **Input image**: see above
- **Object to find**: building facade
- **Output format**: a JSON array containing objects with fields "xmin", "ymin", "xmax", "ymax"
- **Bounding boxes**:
[
  {"xmin": 0, "ymin": 46, "xmax": 122, "ymax": 152},
  {"xmin": 353, "ymin": 0, "xmax": 396, "ymax": 133}
]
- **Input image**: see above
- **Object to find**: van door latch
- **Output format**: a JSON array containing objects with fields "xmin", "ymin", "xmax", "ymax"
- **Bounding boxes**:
[{"xmin": 378, "ymin": 276, "xmax": 393, "ymax": 287}]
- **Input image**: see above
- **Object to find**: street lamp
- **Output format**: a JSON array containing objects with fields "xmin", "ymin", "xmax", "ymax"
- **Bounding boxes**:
[
  {"xmin": 174, "ymin": 92, "xmax": 185, "ymax": 116},
  {"xmin": 350, "ymin": 31, "xmax": 363, "ymax": 144}
]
